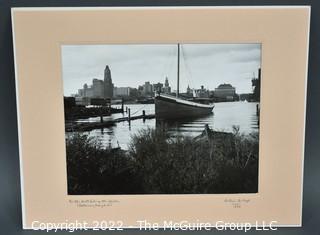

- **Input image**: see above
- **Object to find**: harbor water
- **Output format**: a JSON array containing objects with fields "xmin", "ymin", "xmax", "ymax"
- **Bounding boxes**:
[{"xmin": 71, "ymin": 101, "xmax": 259, "ymax": 149}]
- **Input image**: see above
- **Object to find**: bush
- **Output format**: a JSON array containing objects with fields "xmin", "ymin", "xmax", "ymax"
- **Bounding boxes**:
[
  {"xmin": 128, "ymin": 127, "xmax": 259, "ymax": 194},
  {"xmin": 66, "ymin": 127, "xmax": 259, "ymax": 194},
  {"xmin": 66, "ymin": 133, "xmax": 142, "ymax": 194}
]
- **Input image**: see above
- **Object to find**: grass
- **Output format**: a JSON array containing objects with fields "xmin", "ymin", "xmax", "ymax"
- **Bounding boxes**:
[{"xmin": 66, "ymin": 126, "xmax": 259, "ymax": 195}]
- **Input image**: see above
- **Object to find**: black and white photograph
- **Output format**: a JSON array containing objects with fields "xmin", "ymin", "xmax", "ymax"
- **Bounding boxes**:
[{"xmin": 62, "ymin": 44, "xmax": 261, "ymax": 195}]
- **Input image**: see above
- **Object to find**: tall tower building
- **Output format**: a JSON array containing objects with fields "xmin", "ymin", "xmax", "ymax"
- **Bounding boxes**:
[
  {"xmin": 83, "ymin": 83, "xmax": 88, "ymax": 97},
  {"xmin": 165, "ymin": 77, "xmax": 169, "ymax": 87},
  {"xmin": 187, "ymin": 85, "xmax": 191, "ymax": 94},
  {"xmin": 104, "ymin": 65, "xmax": 114, "ymax": 99},
  {"xmin": 163, "ymin": 77, "xmax": 171, "ymax": 94}
]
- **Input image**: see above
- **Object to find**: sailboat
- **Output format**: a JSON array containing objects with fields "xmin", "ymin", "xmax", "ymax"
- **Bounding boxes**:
[{"xmin": 155, "ymin": 44, "xmax": 214, "ymax": 119}]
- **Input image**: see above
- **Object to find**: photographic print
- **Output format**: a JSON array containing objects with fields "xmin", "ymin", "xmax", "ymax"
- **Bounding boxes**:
[
  {"xmin": 62, "ymin": 44, "xmax": 261, "ymax": 195},
  {"xmin": 12, "ymin": 6, "xmax": 309, "ymax": 227}
]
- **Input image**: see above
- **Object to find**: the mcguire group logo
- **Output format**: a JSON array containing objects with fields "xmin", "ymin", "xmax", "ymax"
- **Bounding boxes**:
[{"xmin": 31, "ymin": 219, "xmax": 278, "ymax": 232}]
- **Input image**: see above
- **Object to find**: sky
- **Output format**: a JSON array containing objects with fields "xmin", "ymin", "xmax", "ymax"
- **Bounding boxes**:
[{"xmin": 61, "ymin": 44, "xmax": 261, "ymax": 96}]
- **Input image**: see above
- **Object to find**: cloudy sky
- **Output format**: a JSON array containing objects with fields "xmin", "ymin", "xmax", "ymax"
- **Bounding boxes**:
[{"xmin": 61, "ymin": 44, "xmax": 261, "ymax": 96}]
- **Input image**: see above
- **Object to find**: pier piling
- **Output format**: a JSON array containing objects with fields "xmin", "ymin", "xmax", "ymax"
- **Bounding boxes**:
[
  {"xmin": 100, "ymin": 109, "xmax": 103, "ymax": 123},
  {"xmin": 142, "ymin": 110, "xmax": 146, "ymax": 122},
  {"xmin": 121, "ymin": 98, "xmax": 124, "ymax": 113},
  {"xmin": 128, "ymin": 108, "xmax": 131, "ymax": 122}
]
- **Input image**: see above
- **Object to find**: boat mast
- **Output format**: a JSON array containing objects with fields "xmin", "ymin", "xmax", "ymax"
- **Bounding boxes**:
[{"xmin": 177, "ymin": 43, "xmax": 180, "ymax": 98}]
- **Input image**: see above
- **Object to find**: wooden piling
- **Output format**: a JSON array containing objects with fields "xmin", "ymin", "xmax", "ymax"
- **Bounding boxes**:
[
  {"xmin": 256, "ymin": 104, "xmax": 260, "ymax": 116},
  {"xmin": 121, "ymin": 98, "xmax": 124, "ymax": 113},
  {"xmin": 107, "ymin": 103, "xmax": 111, "ymax": 115},
  {"xmin": 100, "ymin": 108, "xmax": 103, "ymax": 123},
  {"xmin": 128, "ymin": 108, "xmax": 131, "ymax": 121},
  {"xmin": 142, "ymin": 110, "xmax": 146, "ymax": 122}
]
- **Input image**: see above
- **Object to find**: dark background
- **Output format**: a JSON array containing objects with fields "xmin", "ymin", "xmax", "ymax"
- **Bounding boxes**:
[{"xmin": 0, "ymin": 1, "xmax": 319, "ymax": 234}]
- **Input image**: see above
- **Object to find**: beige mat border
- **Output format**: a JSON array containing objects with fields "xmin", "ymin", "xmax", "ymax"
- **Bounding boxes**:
[{"xmin": 11, "ymin": 6, "xmax": 310, "ymax": 229}]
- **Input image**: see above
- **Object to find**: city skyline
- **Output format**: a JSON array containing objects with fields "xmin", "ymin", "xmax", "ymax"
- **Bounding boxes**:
[{"xmin": 61, "ymin": 44, "xmax": 261, "ymax": 96}]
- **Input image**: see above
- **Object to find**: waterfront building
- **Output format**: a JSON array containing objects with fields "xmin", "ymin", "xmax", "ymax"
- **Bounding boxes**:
[
  {"xmin": 153, "ymin": 82, "xmax": 164, "ymax": 93},
  {"xmin": 82, "ymin": 83, "xmax": 88, "ymax": 97},
  {"xmin": 195, "ymin": 85, "xmax": 210, "ymax": 98},
  {"xmin": 77, "ymin": 79, "xmax": 104, "ymax": 98},
  {"xmin": 80, "ymin": 83, "xmax": 93, "ymax": 97},
  {"xmin": 78, "ymin": 88, "xmax": 84, "ymax": 97},
  {"xmin": 186, "ymin": 85, "xmax": 192, "ymax": 94},
  {"xmin": 214, "ymin": 83, "xmax": 236, "ymax": 101},
  {"xmin": 113, "ymin": 87, "xmax": 131, "ymax": 97},
  {"xmin": 85, "ymin": 88, "xmax": 94, "ymax": 97},
  {"xmin": 143, "ymin": 81, "xmax": 153, "ymax": 96},
  {"xmin": 138, "ymin": 85, "xmax": 144, "ymax": 92},
  {"xmin": 92, "ymin": 78, "xmax": 104, "ymax": 98}
]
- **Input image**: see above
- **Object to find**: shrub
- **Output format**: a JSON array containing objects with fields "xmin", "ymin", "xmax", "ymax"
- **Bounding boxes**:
[
  {"xmin": 66, "ymin": 127, "xmax": 259, "ymax": 194},
  {"xmin": 128, "ymin": 127, "xmax": 259, "ymax": 194},
  {"xmin": 66, "ymin": 133, "xmax": 142, "ymax": 194}
]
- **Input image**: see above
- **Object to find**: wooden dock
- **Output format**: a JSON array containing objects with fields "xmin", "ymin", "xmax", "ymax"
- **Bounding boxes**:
[{"xmin": 66, "ymin": 112, "xmax": 155, "ymax": 132}]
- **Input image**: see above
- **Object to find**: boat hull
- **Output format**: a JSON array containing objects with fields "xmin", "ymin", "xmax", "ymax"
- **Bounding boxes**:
[{"xmin": 155, "ymin": 95, "xmax": 214, "ymax": 120}]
